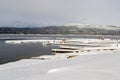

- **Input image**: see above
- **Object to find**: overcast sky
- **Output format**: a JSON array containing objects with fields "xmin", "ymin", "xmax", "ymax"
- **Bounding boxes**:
[{"xmin": 0, "ymin": 0, "xmax": 120, "ymax": 27}]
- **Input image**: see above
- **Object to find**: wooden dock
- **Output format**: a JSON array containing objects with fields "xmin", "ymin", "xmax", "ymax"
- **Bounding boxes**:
[
  {"xmin": 52, "ymin": 47, "xmax": 117, "ymax": 53},
  {"xmin": 52, "ymin": 49, "xmax": 79, "ymax": 53},
  {"xmin": 53, "ymin": 43, "xmax": 112, "ymax": 47}
]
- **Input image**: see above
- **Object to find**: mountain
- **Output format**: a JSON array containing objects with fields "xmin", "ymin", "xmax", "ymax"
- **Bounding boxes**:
[
  {"xmin": 65, "ymin": 23, "xmax": 120, "ymax": 30},
  {"xmin": 0, "ymin": 24, "xmax": 120, "ymax": 35}
]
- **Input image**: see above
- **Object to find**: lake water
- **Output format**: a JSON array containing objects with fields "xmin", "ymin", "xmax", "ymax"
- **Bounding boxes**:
[
  {"xmin": 0, "ymin": 34, "xmax": 118, "ymax": 64},
  {"xmin": 0, "ymin": 41, "xmax": 59, "ymax": 64}
]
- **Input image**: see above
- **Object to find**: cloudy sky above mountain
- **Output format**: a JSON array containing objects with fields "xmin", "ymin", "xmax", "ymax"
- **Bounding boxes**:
[{"xmin": 0, "ymin": 0, "xmax": 120, "ymax": 27}]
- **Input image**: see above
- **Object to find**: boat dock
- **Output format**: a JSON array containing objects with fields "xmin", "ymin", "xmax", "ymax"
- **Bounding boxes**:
[{"xmin": 52, "ymin": 46, "xmax": 117, "ymax": 53}]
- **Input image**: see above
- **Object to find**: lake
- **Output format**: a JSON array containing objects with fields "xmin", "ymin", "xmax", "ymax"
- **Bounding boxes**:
[{"xmin": 0, "ymin": 34, "xmax": 118, "ymax": 64}]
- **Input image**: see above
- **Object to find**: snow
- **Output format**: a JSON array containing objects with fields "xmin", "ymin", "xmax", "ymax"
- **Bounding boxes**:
[
  {"xmin": 5, "ymin": 38, "xmax": 117, "ymax": 45},
  {"xmin": 1, "ymin": 38, "xmax": 120, "ymax": 80},
  {"xmin": 0, "ymin": 50, "xmax": 120, "ymax": 80},
  {"xmin": 5, "ymin": 39, "xmax": 61, "ymax": 44}
]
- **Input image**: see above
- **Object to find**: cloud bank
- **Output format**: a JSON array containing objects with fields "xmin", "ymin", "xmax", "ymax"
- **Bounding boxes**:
[{"xmin": 0, "ymin": 0, "xmax": 120, "ymax": 27}]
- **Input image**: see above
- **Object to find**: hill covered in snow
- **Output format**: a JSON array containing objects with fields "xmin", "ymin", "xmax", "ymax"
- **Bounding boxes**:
[{"xmin": 0, "ymin": 24, "xmax": 120, "ymax": 35}]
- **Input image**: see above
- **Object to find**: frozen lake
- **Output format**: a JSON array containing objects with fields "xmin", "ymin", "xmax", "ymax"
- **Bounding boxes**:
[{"xmin": 0, "ymin": 34, "xmax": 119, "ymax": 64}]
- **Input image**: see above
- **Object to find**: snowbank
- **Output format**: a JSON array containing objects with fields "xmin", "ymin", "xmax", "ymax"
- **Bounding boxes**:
[
  {"xmin": 0, "ymin": 50, "xmax": 120, "ymax": 80},
  {"xmin": 5, "ymin": 40, "xmax": 61, "ymax": 44},
  {"xmin": 5, "ymin": 38, "xmax": 116, "ymax": 44}
]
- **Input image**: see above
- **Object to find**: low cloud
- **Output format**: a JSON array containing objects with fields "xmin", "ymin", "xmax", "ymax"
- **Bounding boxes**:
[{"xmin": 0, "ymin": 0, "xmax": 120, "ymax": 27}]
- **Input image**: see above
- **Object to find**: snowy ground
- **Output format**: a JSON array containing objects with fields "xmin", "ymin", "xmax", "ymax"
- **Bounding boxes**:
[
  {"xmin": 0, "ymin": 50, "xmax": 120, "ymax": 80},
  {"xmin": 5, "ymin": 38, "xmax": 117, "ymax": 44}
]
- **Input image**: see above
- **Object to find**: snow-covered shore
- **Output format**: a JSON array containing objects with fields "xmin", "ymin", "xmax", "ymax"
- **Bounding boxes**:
[
  {"xmin": 5, "ymin": 38, "xmax": 116, "ymax": 44},
  {"xmin": 5, "ymin": 39, "xmax": 61, "ymax": 44},
  {"xmin": 0, "ymin": 50, "xmax": 120, "ymax": 80}
]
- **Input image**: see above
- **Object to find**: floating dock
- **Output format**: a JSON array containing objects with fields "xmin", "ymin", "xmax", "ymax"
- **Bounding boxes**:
[
  {"xmin": 52, "ymin": 47, "xmax": 117, "ymax": 53},
  {"xmin": 52, "ymin": 49, "xmax": 79, "ymax": 53},
  {"xmin": 53, "ymin": 42, "xmax": 114, "ymax": 47}
]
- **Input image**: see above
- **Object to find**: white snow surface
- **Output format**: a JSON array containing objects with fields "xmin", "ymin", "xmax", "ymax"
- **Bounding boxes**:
[
  {"xmin": 0, "ymin": 50, "xmax": 120, "ymax": 80},
  {"xmin": 5, "ymin": 39, "xmax": 61, "ymax": 44}
]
